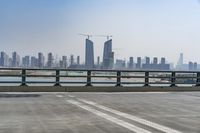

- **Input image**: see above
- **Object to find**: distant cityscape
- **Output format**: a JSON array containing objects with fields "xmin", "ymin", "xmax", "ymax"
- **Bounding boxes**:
[{"xmin": 0, "ymin": 38, "xmax": 199, "ymax": 71}]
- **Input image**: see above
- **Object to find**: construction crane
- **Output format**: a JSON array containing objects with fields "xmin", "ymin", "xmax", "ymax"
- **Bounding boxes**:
[
  {"xmin": 78, "ymin": 33, "xmax": 92, "ymax": 40},
  {"xmin": 95, "ymin": 35, "xmax": 113, "ymax": 40}
]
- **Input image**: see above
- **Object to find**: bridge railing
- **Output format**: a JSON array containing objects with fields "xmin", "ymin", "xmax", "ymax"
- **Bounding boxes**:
[{"xmin": 0, "ymin": 68, "xmax": 200, "ymax": 87}]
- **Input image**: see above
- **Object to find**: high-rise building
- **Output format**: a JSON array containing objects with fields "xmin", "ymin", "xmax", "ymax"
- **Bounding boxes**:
[
  {"xmin": 115, "ymin": 59, "xmax": 126, "ymax": 69},
  {"xmin": 59, "ymin": 56, "xmax": 67, "ymax": 68},
  {"xmin": 70, "ymin": 55, "xmax": 74, "ymax": 66},
  {"xmin": 145, "ymin": 57, "xmax": 150, "ymax": 64},
  {"xmin": 176, "ymin": 53, "xmax": 184, "ymax": 70},
  {"xmin": 188, "ymin": 61, "xmax": 194, "ymax": 70},
  {"xmin": 142, "ymin": 57, "xmax": 151, "ymax": 69},
  {"xmin": 97, "ymin": 56, "xmax": 100, "ymax": 66},
  {"xmin": 30, "ymin": 56, "xmax": 38, "ymax": 68},
  {"xmin": 153, "ymin": 57, "xmax": 158, "ymax": 64},
  {"xmin": 85, "ymin": 39, "xmax": 94, "ymax": 69},
  {"xmin": 22, "ymin": 56, "xmax": 30, "ymax": 67},
  {"xmin": 194, "ymin": 62, "xmax": 198, "ymax": 70},
  {"xmin": 0, "ymin": 52, "xmax": 9, "ymax": 67},
  {"xmin": 128, "ymin": 57, "xmax": 134, "ymax": 69},
  {"xmin": 136, "ymin": 57, "xmax": 141, "ymax": 69},
  {"xmin": 161, "ymin": 57, "xmax": 166, "ymax": 65},
  {"xmin": 47, "ymin": 53, "xmax": 54, "ymax": 68},
  {"xmin": 103, "ymin": 39, "xmax": 113, "ymax": 69},
  {"xmin": 61, "ymin": 56, "xmax": 67, "ymax": 68},
  {"xmin": 77, "ymin": 56, "xmax": 80, "ymax": 65},
  {"xmin": 12, "ymin": 51, "xmax": 20, "ymax": 67},
  {"xmin": 38, "ymin": 52, "xmax": 45, "ymax": 68}
]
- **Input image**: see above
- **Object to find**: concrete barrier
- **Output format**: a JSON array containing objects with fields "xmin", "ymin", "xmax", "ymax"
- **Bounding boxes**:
[{"xmin": 0, "ymin": 86, "xmax": 200, "ymax": 92}]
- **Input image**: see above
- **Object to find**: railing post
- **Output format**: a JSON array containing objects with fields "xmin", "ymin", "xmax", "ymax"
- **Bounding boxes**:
[
  {"xmin": 54, "ymin": 70, "xmax": 61, "ymax": 86},
  {"xmin": 144, "ymin": 71, "xmax": 150, "ymax": 87},
  {"xmin": 86, "ymin": 70, "xmax": 92, "ymax": 86},
  {"xmin": 170, "ymin": 71, "xmax": 176, "ymax": 87},
  {"xmin": 20, "ymin": 69, "xmax": 27, "ymax": 86},
  {"xmin": 116, "ymin": 71, "xmax": 122, "ymax": 87},
  {"xmin": 196, "ymin": 72, "xmax": 200, "ymax": 86}
]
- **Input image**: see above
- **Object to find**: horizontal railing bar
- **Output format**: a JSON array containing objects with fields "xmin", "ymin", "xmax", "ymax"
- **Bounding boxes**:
[
  {"xmin": 0, "ymin": 75, "xmax": 21, "ymax": 77},
  {"xmin": 26, "ymin": 75, "xmax": 56, "ymax": 77},
  {"xmin": 0, "ymin": 81, "xmax": 21, "ymax": 83},
  {"xmin": 1, "ymin": 67, "xmax": 200, "ymax": 73},
  {"xmin": 26, "ymin": 81, "xmax": 56, "ymax": 84},
  {"xmin": 59, "ymin": 82, "xmax": 87, "ymax": 84}
]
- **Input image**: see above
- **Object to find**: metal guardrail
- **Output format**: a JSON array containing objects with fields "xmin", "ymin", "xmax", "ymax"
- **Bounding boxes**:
[{"xmin": 0, "ymin": 68, "xmax": 200, "ymax": 87}]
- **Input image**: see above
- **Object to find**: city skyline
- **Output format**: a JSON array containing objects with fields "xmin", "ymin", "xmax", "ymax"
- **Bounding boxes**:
[
  {"xmin": 0, "ymin": 50, "xmax": 199, "ymax": 71},
  {"xmin": 1, "ymin": 0, "xmax": 200, "ymax": 63}
]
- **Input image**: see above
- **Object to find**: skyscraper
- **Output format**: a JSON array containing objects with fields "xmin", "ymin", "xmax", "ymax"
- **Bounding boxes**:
[
  {"xmin": 85, "ymin": 39, "xmax": 94, "ymax": 69},
  {"xmin": 12, "ymin": 51, "xmax": 20, "ymax": 67},
  {"xmin": 22, "ymin": 56, "xmax": 30, "ymax": 67},
  {"xmin": 97, "ymin": 56, "xmax": 100, "ymax": 66},
  {"xmin": 145, "ymin": 57, "xmax": 150, "ymax": 64},
  {"xmin": 77, "ymin": 56, "xmax": 80, "ymax": 65},
  {"xmin": 103, "ymin": 39, "xmax": 113, "ymax": 69},
  {"xmin": 62, "ymin": 56, "xmax": 67, "ymax": 68},
  {"xmin": 153, "ymin": 57, "xmax": 158, "ymax": 64},
  {"xmin": 0, "ymin": 52, "xmax": 9, "ymax": 67},
  {"xmin": 38, "ymin": 52, "xmax": 45, "ymax": 68},
  {"xmin": 136, "ymin": 57, "xmax": 141, "ymax": 69},
  {"xmin": 47, "ymin": 53, "xmax": 54, "ymax": 68},
  {"xmin": 128, "ymin": 57, "xmax": 134, "ymax": 69},
  {"xmin": 161, "ymin": 57, "xmax": 166, "ymax": 65},
  {"xmin": 176, "ymin": 53, "xmax": 183, "ymax": 70},
  {"xmin": 30, "ymin": 56, "xmax": 38, "ymax": 68},
  {"xmin": 70, "ymin": 55, "xmax": 74, "ymax": 66}
]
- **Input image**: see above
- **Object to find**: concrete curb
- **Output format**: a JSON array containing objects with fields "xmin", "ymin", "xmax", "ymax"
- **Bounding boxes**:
[{"xmin": 0, "ymin": 86, "xmax": 200, "ymax": 92}]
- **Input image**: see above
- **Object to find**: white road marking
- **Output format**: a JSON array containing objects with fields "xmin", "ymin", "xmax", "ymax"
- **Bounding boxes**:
[
  {"xmin": 67, "ymin": 100, "xmax": 152, "ymax": 133},
  {"xmin": 79, "ymin": 99, "xmax": 182, "ymax": 133},
  {"xmin": 68, "ymin": 95, "xmax": 75, "ymax": 98},
  {"xmin": 56, "ymin": 95, "xmax": 63, "ymax": 98}
]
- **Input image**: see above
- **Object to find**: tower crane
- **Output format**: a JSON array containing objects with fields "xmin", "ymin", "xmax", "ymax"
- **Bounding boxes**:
[
  {"xmin": 95, "ymin": 35, "xmax": 113, "ymax": 40},
  {"xmin": 78, "ymin": 33, "xmax": 92, "ymax": 40}
]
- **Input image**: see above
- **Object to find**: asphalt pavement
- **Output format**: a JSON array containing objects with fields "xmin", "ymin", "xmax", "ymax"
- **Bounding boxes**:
[{"xmin": 0, "ymin": 91, "xmax": 200, "ymax": 133}]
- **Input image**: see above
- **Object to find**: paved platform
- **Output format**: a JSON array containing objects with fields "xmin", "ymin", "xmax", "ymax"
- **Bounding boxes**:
[{"xmin": 0, "ymin": 92, "xmax": 200, "ymax": 133}]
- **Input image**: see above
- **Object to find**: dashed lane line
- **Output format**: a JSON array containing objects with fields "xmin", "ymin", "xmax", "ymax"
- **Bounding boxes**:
[
  {"xmin": 79, "ymin": 99, "xmax": 182, "ymax": 133},
  {"xmin": 67, "ymin": 99, "xmax": 152, "ymax": 133},
  {"xmin": 56, "ymin": 95, "xmax": 64, "ymax": 98}
]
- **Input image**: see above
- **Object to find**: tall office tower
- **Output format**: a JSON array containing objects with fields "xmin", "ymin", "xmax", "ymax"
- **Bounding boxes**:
[
  {"xmin": 97, "ymin": 56, "xmax": 100, "ymax": 66},
  {"xmin": 0, "ymin": 52, "xmax": 9, "ymax": 67},
  {"xmin": 31, "ymin": 56, "xmax": 38, "ymax": 68},
  {"xmin": 61, "ymin": 56, "xmax": 67, "ymax": 68},
  {"xmin": 188, "ymin": 61, "xmax": 194, "ymax": 70},
  {"xmin": 22, "ymin": 56, "xmax": 30, "ymax": 67},
  {"xmin": 176, "ymin": 53, "xmax": 183, "ymax": 70},
  {"xmin": 0, "ymin": 52, "xmax": 2, "ymax": 66},
  {"xmin": 115, "ymin": 59, "xmax": 126, "ymax": 69},
  {"xmin": 145, "ymin": 57, "xmax": 150, "ymax": 64},
  {"xmin": 12, "ymin": 51, "xmax": 20, "ymax": 67},
  {"xmin": 70, "ymin": 55, "xmax": 74, "ymax": 66},
  {"xmin": 109, "ymin": 52, "xmax": 114, "ymax": 69},
  {"xmin": 8, "ymin": 58, "xmax": 12, "ymax": 67},
  {"xmin": 77, "ymin": 56, "xmax": 80, "ymax": 65},
  {"xmin": 136, "ymin": 57, "xmax": 141, "ymax": 69},
  {"xmin": 161, "ymin": 57, "xmax": 166, "ymax": 65},
  {"xmin": 103, "ymin": 39, "xmax": 113, "ymax": 69},
  {"xmin": 153, "ymin": 57, "xmax": 158, "ymax": 64},
  {"xmin": 47, "ymin": 53, "xmax": 54, "ymax": 68},
  {"xmin": 85, "ymin": 39, "xmax": 94, "ymax": 69},
  {"xmin": 194, "ymin": 62, "xmax": 198, "ymax": 70},
  {"xmin": 38, "ymin": 52, "xmax": 45, "ymax": 68},
  {"xmin": 128, "ymin": 57, "xmax": 134, "ymax": 69}
]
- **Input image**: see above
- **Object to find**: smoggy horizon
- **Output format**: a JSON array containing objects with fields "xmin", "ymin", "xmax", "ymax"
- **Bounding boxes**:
[{"xmin": 1, "ymin": 0, "xmax": 200, "ymax": 63}]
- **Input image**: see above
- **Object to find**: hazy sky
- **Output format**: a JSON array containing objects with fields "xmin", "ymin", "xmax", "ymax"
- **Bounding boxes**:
[{"xmin": 1, "ymin": 0, "xmax": 200, "ymax": 64}]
